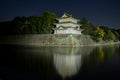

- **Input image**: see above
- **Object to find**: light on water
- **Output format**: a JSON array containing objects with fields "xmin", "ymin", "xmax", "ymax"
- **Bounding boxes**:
[
  {"xmin": 54, "ymin": 49, "xmax": 82, "ymax": 78},
  {"xmin": 0, "ymin": 44, "xmax": 120, "ymax": 80}
]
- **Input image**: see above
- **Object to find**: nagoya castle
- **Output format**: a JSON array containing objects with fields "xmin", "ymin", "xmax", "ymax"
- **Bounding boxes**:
[{"xmin": 53, "ymin": 13, "xmax": 83, "ymax": 35}]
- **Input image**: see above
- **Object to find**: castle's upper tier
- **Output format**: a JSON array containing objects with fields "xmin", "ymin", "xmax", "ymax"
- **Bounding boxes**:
[{"xmin": 57, "ymin": 13, "xmax": 80, "ymax": 23}]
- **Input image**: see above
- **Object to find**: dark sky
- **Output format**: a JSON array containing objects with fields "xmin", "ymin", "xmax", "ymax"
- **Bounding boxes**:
[{"xmin": 0, "ymin": 0, "xmax": 120, "ymax": 29}]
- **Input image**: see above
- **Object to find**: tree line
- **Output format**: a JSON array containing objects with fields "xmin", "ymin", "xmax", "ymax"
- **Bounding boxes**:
[
  {"xmin": 0, "ymin": 11, "xmax": 120, "ymax": 42},
  {"xmin": 0, "ymin": 11, "xmax": 57, "ymax": 35},
  {"xmin": 80, "ymin": 18, "xmax": 120, "ymax": 42}
]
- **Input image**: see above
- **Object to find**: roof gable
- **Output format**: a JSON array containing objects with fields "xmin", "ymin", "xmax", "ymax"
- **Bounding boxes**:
[{"xmin": 61, "ymin": 13, "xmax": 72, "ymax": 18}]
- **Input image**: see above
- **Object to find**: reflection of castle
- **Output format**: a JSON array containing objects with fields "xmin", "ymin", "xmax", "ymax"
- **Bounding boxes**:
[
  {"xmin": 54, "ymin": 54, "xmax": 81, "ymax": 78},
  {"xmin": 53, "ymin": 47, "xmax": 81, "ymax": 78},
  {"xmin": 53, "ymin": 47, "xmax": 95, "ymax": 78}
]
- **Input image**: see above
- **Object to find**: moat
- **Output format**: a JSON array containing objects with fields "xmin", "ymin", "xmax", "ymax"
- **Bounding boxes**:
[{"xmin": 0, "ymin": 44, "xmax": 120, "ymax": 80}]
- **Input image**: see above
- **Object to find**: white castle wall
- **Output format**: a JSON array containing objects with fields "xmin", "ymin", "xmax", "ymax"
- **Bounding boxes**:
[
  {"xmin": 58, "ymin": 18, "xmax": 78, "ymax": 23},
  {"xmin": 54, "ymin": 28, "xmax": 81, "ymax": 34},
  {"xmin": 56, "ymin": 23, "xmax": 80, "ymax": 28}
]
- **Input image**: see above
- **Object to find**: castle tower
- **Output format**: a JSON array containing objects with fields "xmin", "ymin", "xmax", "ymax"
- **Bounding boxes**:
[{"xmin": 53, "ymin": 13, "xmax": 83, "ymax": 35}]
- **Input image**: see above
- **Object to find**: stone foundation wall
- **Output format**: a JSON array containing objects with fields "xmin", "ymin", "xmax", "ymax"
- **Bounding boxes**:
[{"xmin": 0, "ymin": 34, "xmax": 119, "ymax": 47}]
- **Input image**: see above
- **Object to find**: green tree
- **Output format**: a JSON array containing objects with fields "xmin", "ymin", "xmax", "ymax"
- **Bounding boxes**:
[
  {"xmin": 112, "ymin": 30, "xmax": 119, "ymax": 41},
  {"xmin": 111, "ymin": 31, "xmax": 117, "ymax": 41},
  {"xmin": 11, "ymin": 16, "xmax": 28, "ymax": 34},
  {"xmin": 13, "ymin": 11, "xmax": 57, "ymax": 34},
  {"xmin": 41, "ymin": 11, "xmax": 57, "ymax": 34},
  {"xmin": 92, "ymin": 26, "xmax": 105, "ymax": 42},
  {"xmin": 27, "ymin": 16, "xmax": 38, "ymax": 34},
  {"xmin": 117, "ymin": 29, "xmax": 120, "ymax": 40},
  {"xmin": 103, "ymin": 27, "xmax": 112, "ymax": 41},
  {"xmin": 80, "ymin": 18, "xmax": 94, "ymax": 35}
]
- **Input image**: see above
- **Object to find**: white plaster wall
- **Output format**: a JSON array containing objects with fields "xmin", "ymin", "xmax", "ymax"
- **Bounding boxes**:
[
  {"xmin": 56, "ymin": 23, "xmax": 80, "ymax": 28},
  {"xmin": 54, "ymin": 28, "xmax": 81, "ymax": 34},
  {"xmin": 59, "ymin": 18, "xmax": 78, "ymax": 23}
]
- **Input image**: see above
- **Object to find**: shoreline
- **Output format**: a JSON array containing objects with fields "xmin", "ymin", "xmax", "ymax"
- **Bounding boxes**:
[{"xmin": 1, "ymin": 42, "xmax": 120, "ymax": 48}]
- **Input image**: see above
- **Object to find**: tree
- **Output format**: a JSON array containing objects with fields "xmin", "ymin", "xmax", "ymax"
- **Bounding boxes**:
[
  {"xmin": 80, "ymin": 18, "xmax": 95, "ymax": 35},
  {"xmin": 103, "ymin": 27, "xmax": 112, "ymax": 41},
  {"xmin": 11, "ymin": 16, "xmax": 28, "ymax": 34},
  {"xmin": 41, "ymin": 11, "xmax": 57, "ymax": 34},
  {"xmin": 111, "ymin": 31, "xmax": 118, "ymax": 41},
  {"xmin": 9, "ymin": 11, "xmax": 57, "ymax": 34},
  {"xmin": 92, "ymin": 26, "xmax": 105, "ymax": 42},
  {"xmin": 80, "ymin": 17, "xmax": 88, "ymax": 26},
  {"xmin": 112, "ymin": 30, "xmax": 119, "ymax": 41}
]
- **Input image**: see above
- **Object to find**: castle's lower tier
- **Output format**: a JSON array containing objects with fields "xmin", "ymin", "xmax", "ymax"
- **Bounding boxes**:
[{"xmin": 54, "ymin": 29, "xmax": 82, "ymax": 35}]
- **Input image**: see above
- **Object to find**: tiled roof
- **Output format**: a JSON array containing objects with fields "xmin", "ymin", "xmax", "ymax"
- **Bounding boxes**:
[{"xmin": 60, "ymin": 13, "xmax": 72, "ymax": 18}]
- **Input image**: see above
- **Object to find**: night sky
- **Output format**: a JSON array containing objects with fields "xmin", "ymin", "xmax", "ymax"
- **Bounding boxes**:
[{"xmin": 0, "ymin": 0, "xmax": 120, "ymax": 29}]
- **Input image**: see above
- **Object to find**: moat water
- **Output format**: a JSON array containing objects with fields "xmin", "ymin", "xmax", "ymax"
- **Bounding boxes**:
[{"xmin": 0, "ymin": 44, "xmax": 120, "ymax": 80}]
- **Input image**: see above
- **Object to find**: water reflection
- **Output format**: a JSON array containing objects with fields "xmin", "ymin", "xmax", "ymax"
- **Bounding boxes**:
[
  {"xmin": 1, "ymin": 44, "xmax": 120, "ymax": 80},
  {"xmin": 82, "ymin": 45, "xmax": 120, "ymax": 68},
  {"xmin": 53, "ymin": 47, "xmax": 94, "ymax": 78},
  {"xmin": 54, "ymin": 53, "xmax": 81, "ymax": 78}
]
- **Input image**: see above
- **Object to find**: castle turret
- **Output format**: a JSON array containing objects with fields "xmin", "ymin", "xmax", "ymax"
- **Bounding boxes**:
[{"xmin": 53, "ymin": 13, "xmax": 83, "ymax": 35}]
